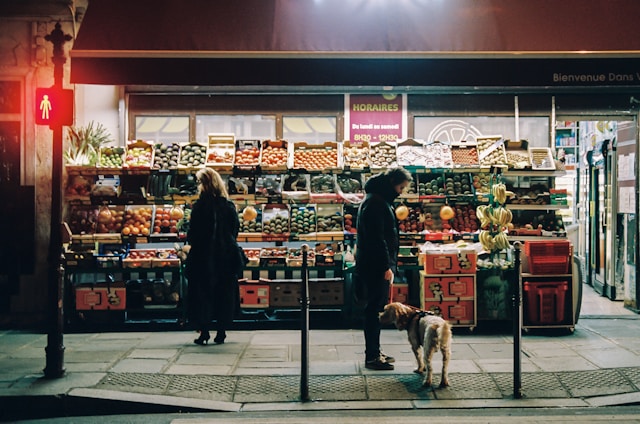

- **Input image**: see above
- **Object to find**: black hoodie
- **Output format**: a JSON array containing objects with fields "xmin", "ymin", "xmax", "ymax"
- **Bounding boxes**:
[{"xmin": 355, "ymin": 173, "xmax": 400, "ymax": 276}]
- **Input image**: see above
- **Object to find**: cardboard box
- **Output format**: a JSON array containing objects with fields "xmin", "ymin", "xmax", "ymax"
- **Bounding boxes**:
[
  {"xmin": 390, "ymin": 283, "xmax": 409, "ymax": 304},
  {"xmin": 310, "ymin": 281, "xmax": 344, "ymax": 306},
  {"xmin": 423, "ymin": 249, "xmax": 477, "ymax": 274},
  {"xmin": 268, "ymin": 280, "xmax": 344, "ymax": 307},
  {"xmin": 421, "ymin": 273, "xmax": 475, "ymax": 299},
  {"xmin": 239, "ymin": 284, "xmax": 270, "ymax": 308},
  {"xmin": 269, "ymin": 282, "xmax": 301, "ymax": 307},
  {"xmin": 421, "ymin": 299, "xmax": 475, "ymax": 325},
  {"xmin": 75, "ymin": 283, "xmax": 126, "ymax": 310}
]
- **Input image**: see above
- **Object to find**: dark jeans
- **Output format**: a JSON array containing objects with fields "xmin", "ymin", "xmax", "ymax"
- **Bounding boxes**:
[{"xmin": 361, "ymin": 272, "xmax": 391, "ymax": 361}]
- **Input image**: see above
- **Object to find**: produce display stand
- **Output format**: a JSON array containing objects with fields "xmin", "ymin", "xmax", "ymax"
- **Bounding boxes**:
[{"xmin": 61, "ymin": 140, "xmax": 578, "ymax": 330}]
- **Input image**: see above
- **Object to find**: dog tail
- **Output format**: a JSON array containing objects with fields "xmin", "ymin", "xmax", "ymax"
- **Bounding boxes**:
[
  {"xmin": 429, "ymin": 323, "xmax": 440, "ymax": 349},
  {"xmin": 438, "ymin": 321, "xmax": 452, "ymax": 350}
]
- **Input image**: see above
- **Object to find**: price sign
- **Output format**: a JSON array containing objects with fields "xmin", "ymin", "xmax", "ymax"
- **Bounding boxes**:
[{"xmin": 346, "ymin": 94, "xmax": 405, "ymax": 143}]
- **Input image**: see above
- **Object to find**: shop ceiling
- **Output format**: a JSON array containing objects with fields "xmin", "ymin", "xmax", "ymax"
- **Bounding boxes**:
[{"xmin": 71, "ymin": 0, "xmax": 640, "ymax": 93}]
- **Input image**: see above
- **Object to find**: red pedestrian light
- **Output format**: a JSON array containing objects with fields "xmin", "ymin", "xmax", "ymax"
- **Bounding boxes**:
[{"xmin": 35, "ymin": 87, "xmax": 74, "ymax": 127}]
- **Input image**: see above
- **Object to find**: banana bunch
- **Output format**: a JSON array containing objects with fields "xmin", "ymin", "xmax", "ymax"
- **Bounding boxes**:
[
  {"xmin": 476, "ymin": 205, "xmax": 512, "ymax": 229},
  {"xmin": 492, "ymin": 183, "xmax": 507, "ymax": 204},
  {"xmin": 479, "ymin": 230, "xmax": 494, "ymax": 251},
  {"xmin": 493, "ymin": 232, "xmax": 510, "ymax": 250},
  {"xmin": 476, "ymin": 205, "xmax": 490, "ymax": 228},
  {"xmin": 494, "ymin": 206, "xmax": 512, "ymax": 227},
  {"xmin": 479, "ymin": 229, "xmax": 511, "ymax": 252}
]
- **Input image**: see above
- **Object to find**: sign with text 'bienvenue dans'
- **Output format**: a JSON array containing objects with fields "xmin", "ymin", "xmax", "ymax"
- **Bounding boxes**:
[{"xmin": 346, "ymin": 94, "xmax": 406, "ymax": 143}]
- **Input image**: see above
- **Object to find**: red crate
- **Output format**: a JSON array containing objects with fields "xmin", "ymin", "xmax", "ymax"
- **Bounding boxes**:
[
  {"xmin": 528, "ymin": 255, "xmax": 570, "ymax": 274},
  {"xmin": 239, "ymin": 284, "xmax": 269, "ymax": 308},
  {"xmin": 523, "ymin": 281, "xmax": 568, "ymax": 324},
  {"xmin": 421, "ymin": 299, "xmax": 474, "ymax": 325},
  {"xmin": 424, "ymin": 249, "xmax": 477, "ymax": 274},
  {"xmin": 524, "ymin": 240, "xmax": 571, "ymax": 257},
  {"xmin": 390, "ymin": 283, "xmax": 409, "ymax": 304}
]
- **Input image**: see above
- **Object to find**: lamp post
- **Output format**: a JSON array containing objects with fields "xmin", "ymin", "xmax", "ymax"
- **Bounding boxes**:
[{"xmin": 43, "ymin": 22, "xmax": 72, "ymax": 379}]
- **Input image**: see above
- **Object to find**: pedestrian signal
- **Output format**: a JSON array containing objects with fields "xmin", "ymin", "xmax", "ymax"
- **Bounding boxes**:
[{"xmin": 35, "ymin": 87, "xmax": 74, "ymax": 127}]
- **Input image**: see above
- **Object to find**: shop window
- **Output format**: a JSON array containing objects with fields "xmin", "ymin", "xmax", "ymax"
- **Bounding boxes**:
[
  {"xmin": 283, "ymin": 116, "xmax": 337, "ymax": 143},
  {"xmin": 414, "ymin": 116, "xmax": 549, "ymax": 146},
  {"xmin": 135, "ymin": 116, "xmax": 190, "ymax": 143},
  {"xmin": 196, "ymin": 115, "xmax": 275, "ymax": 142}
]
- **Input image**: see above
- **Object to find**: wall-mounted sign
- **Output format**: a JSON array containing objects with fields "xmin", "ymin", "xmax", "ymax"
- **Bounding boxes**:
[{"xmin": 345, "ymin": 94, "xmax": 406, "ymax": 143}]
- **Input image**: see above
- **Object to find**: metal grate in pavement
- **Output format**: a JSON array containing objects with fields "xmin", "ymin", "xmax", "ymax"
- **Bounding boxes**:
[
  {"xmin": 491, "ymin": 372, "xmax": 569, "ymax": 398},
  {"xmin": 234, "ymin": 376, "xmax": 300, "ymax": 403},
  {"xmin": 309, "ymin": 375, "xmax": 366, "ymax": 401},
  {"xmin": 97, "ymin": 372, "xmax": 171, "ymax": 395},
  {"xmin": 433, "ymin": 373, "xmax": 502, "ymax": 400},
  {"xmin": 557, "ymin": 369, "xmax": 636, "ymax": 397},
  {"xmin": 620, "ymin": 367, "xmax": 640, "ymax": 389},
  {"xmin": 91, "ymin": 368, "xmax": 640, "ymax": 404},
  {"xmin": 366, "ymin": 374, "xmax": 434, "ymax": 400},
  {"xmin": 167, "ymin": 375, "xmax": 237, "ymax": 402}
]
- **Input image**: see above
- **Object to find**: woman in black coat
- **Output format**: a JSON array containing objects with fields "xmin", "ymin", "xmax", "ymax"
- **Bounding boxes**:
[
  {"xmin": 355, "ymin": 167, "xmax": 412, "ymax": 370},
  {"xmin": 185, "ymin": 168, "xmax": 242, "ymax": 345}
]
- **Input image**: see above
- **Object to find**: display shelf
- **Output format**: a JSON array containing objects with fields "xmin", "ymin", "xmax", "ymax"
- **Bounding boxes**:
[{"xmin": 506, "ymin": 204, "xmax": 566, "ymax": 211}]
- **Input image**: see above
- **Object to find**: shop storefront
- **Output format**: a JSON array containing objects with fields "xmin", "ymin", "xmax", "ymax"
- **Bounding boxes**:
[{"xmin": 4, "ymin": 0, "xmax": 640, "ymax": 326}]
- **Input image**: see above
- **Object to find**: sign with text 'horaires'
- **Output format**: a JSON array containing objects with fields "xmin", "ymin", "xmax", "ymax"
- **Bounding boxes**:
[{"xmin": 345, "ymin": 94, "xmax": 406, "ymax": 143}]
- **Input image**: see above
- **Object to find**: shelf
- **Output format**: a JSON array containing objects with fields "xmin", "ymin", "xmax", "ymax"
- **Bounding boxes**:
[
  {"xmin": 508, "ymin": 235, "xmax": 567, "ymax": 242},
  {"xmin": 522, "ymin": 273, "xmax": 572, "ymax": 278},
  {"xmin": 503, "ymin": 170, "xmax": 566, "ymax": 178},
  {"xmin": 506, "ymin": 204, "xmax": 567, "ymax": 211}
]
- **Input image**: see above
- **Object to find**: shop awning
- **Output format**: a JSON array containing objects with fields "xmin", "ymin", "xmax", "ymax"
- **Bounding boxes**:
[{"xmin": 71, "ymin": 0, "xmax": 640, "ymax": 88}]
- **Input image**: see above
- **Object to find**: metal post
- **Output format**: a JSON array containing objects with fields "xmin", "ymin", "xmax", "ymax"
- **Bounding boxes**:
[
  {"xmin": 44, "ymin": 22, "xmax": 71, "ymax": 379},
  {"xmin": 512, "ymin": 241, "xmax": 523, "ymax": 398},
  {"xmin": 299, "ymin": 244, "xmax": 310, "ymax": 401}
]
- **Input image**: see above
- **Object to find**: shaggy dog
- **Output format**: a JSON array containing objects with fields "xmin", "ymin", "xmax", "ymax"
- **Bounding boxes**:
[{"xmin": 379, "ymin": 302, "xmax": 452, "ymax": 387}]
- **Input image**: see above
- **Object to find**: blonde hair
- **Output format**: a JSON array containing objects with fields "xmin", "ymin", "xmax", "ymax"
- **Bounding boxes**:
[{"xmin": 196, "ymin": 168, "xmax": 229, "ymax": 198}]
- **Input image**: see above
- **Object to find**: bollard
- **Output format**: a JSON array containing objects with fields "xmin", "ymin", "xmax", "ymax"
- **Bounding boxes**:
[
  {"xmin": 512, "ymin": 241, "xmax": 523, "ymax": 399},
  {"xmin": 299, "ymin": 244, "xmax": 310, "ymax": 401}
]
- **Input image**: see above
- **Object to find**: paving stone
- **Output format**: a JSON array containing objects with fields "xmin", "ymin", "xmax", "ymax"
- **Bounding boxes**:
[
  {"xmin": 127, "ymin": 348, "xmax": 179, "ymax": 359},
  {"xmin": 108, "ymin": 358, "xmax": 168, "ymax": 373}
]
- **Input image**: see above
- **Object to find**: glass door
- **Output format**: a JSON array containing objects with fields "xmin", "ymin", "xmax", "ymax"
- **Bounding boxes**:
[{"xmin": 586, "ymin": 127, "xmax": 617, "ymax": 299}]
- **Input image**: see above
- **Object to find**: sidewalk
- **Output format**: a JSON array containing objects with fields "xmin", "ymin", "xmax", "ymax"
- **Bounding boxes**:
[{"xmin": 1, "ymin": 286, "xmax": 639, "ymax": 421}]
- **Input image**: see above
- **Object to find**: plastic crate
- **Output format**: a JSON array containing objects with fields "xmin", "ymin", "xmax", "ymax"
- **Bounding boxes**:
[
  {"xmin": 528, "ymin": 255, "xmax": 570, "ymax": 274},
  {"xmin": 524, "ymin": 281, "xmax": 568, "ymax": 324},
  {"xmin": 524, "ymin": 240, "xmax": 571, "ymax": 257}
]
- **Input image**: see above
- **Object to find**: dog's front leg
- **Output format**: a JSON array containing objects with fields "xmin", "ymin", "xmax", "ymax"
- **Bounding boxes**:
[{"xmin": 412, "ymin": 345, "xmax": 425, "ymax": 374}]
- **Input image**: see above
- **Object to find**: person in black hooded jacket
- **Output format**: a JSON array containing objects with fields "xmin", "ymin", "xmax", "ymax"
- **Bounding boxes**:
[
  {"xmin": 184, "ymin": 167, "xmax": 242, "ymax": 346},
  {"xmin": 355, "ymin": 167, "xmax": 412, "ymax": 370}
]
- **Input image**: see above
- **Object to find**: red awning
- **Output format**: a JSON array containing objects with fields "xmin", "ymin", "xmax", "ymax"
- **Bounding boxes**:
[{"xmin": 70, "ymin": 0, "xmax": 640, "ymax": 87}]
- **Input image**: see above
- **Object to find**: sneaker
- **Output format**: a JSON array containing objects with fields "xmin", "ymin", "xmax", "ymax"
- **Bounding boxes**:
[
  {"xmin": 365, "ymin": 356, "xmax": 394, "ymax": 370},
  {"xmin": 381, "ymin": 353, "xmax": 395, "ymax": 363}
]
